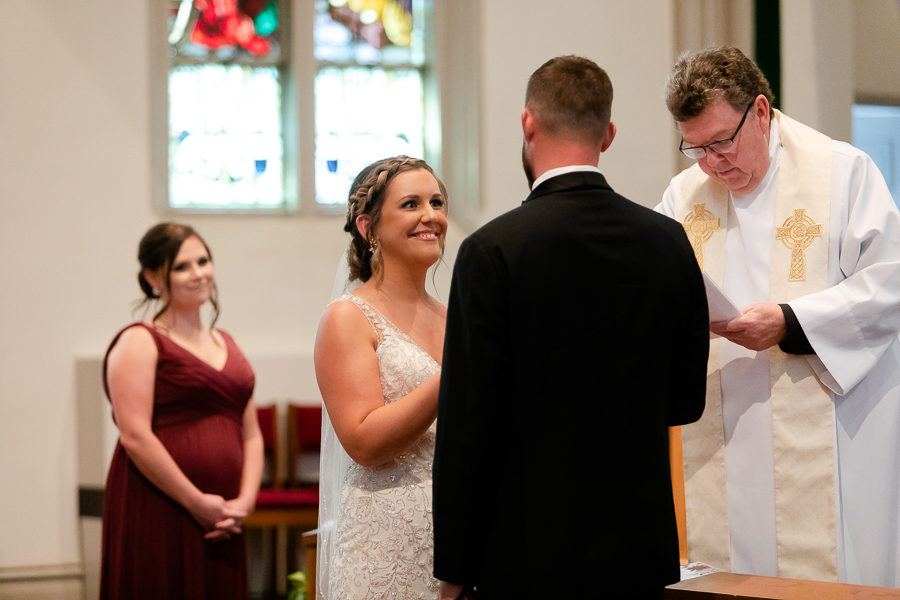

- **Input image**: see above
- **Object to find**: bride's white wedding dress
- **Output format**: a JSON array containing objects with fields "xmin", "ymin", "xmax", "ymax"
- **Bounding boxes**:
[{"xmin": 320, "ymin": 294, "xmax": 441, "ymax": 600}]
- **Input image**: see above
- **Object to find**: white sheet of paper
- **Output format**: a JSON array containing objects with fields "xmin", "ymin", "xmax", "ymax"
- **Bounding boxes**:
[{"xmin": 703, "ymin": 272, "xmax": 741, "ymax": 322}]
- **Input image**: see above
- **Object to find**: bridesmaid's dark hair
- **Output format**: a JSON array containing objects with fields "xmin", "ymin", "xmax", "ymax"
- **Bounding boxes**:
[
  {"xmin": 344, "ymin": 155, "xmax": 448, "ymax": 282},
  {"xmin": 136, "ymin": 222, "xmax": 220, "ymax": 327}
]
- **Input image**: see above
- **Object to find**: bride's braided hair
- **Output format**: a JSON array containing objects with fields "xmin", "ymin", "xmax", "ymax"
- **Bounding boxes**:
[{"xmin": 343, "ymin": 155, "xmax": 448, "ymax": 282}]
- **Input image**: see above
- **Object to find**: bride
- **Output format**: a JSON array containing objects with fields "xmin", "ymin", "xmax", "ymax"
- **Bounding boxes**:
[{"xmin": 314, "ymin": 156, "xmax": 449, "ymax": 599}]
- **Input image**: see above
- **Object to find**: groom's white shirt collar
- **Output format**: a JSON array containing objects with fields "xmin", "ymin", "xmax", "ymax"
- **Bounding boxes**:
[{"xmin": 531, "ymin": 165, "xmax": 601, "ymax": 191}]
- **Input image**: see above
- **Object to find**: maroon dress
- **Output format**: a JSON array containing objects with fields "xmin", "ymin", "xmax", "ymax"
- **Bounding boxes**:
[{"xmin": 100, "ymin": 323, "xmax": 255, "ymax": 600}]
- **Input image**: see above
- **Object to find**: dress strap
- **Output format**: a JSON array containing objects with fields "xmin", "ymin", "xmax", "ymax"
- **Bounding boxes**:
[{"xmin": 339, "ymin": 294, "xmax": 391, "ymax": 345}]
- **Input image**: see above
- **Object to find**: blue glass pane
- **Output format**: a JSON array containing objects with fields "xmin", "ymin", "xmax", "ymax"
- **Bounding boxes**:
[
  {"xmin": 314, "ymin": 66, "xmax": 424, "ymax": 205},
  {"xmin": 169, "ymin": 64, "xmax": 283, "ymax": 208}
]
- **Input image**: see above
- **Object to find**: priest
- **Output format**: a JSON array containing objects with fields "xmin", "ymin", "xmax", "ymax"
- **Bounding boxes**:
[{"xmin": 656, "ymin": 46, "xmax": 900, "ymax": 587}]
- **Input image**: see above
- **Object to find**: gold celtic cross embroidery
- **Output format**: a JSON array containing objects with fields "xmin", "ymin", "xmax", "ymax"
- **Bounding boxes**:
[
  {"xmin": 775, "ymin": 208, "xmax": 823, "ymax": 282},
  {"xmin": 682, "ymin": 204, "xmax": 720, "ymax": 270}
]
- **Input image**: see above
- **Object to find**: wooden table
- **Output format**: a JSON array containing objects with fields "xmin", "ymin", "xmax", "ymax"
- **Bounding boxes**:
[{"xmin": 666, "ymin": 572, "xmax": 900, "ymax": 599}]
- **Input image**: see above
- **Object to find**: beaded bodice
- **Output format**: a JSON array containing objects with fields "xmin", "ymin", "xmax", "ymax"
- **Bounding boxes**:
[{"xmin": 327, "ymin": 294, "xmax": 441, "ymax": 599}]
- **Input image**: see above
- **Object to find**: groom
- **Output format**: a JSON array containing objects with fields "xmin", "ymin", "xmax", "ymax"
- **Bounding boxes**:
[{"xmin": 433, "ymin": 55, "xmax": 710, "ymax": 599}]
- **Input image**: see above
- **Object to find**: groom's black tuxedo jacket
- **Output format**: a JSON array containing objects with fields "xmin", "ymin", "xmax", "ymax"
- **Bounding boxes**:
[{"xmin": 433, "ymin": 171, "xmax": 709, "ymax": 598}]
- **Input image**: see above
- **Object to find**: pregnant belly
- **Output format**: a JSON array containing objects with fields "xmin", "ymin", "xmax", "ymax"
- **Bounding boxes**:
[{"xmin": 157, "ymin": 415, "xmax": 244, "ymax": 498}]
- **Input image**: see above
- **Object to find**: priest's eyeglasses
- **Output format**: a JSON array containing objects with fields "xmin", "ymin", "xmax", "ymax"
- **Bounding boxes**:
[{"xmin": 679, "ymin": 101, "xmax": 755, "ymax": 160}]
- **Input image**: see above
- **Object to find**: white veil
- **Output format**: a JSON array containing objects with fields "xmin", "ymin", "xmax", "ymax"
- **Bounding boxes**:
[{"xmin": 317, "ymin": 249, "xmax": 359, "ymax": 600}]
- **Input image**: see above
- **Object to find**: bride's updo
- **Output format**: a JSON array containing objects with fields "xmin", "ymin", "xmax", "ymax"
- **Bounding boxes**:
[{"xmin": 343, "ymin": 155, "xmax": 448, "ymax": 282}]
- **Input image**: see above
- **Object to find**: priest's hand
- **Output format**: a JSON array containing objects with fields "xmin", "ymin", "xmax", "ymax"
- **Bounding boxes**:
[{"xmin": 710, "ymin": 302, "xmax": 786, "ymax": 351}]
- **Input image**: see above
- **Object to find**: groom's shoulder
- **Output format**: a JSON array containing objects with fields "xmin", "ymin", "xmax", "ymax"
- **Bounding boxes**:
[
  {"xmin": 468, "ymin": 202, "xmax": 532, "ymax": 243},
  {"xmin": 453, "ymin": 206, "xmax": 533, "ymax": 270}
]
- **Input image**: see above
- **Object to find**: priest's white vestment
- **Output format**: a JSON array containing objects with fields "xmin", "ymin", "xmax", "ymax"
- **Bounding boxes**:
[{"xmin": 657, "ymin": 112, "xmax": 900, "ymax": 587}]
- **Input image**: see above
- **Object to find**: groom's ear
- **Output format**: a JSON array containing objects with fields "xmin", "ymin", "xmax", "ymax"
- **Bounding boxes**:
[
  {"xmin": 521, "ymin": 108, "xmax": 535, "ymax": 142},
  {"xmin": 600, "ymin": 121, "xmax": 617, "ymax": 153}
]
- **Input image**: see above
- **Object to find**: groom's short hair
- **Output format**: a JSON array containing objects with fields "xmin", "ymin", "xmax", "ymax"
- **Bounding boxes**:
[{"xmin": 525, "ymin": 55, "xmax": 613, "ymax": 143}]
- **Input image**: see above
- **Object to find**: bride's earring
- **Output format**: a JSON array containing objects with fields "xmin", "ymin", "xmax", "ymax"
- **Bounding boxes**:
[{"xmin": 368, "ymin": 237, "xmax": 382, "ymax": 274}]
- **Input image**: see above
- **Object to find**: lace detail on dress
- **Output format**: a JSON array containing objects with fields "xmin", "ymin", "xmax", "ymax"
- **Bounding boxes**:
[{"xmin": 327, "ymin": 294, "xmax": 440, "ymax": 600}]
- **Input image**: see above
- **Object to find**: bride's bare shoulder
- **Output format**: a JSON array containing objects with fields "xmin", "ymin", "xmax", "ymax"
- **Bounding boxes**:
[{"xmin": 318, "ymin": 296, "xmax": 375, "ymax": 343}]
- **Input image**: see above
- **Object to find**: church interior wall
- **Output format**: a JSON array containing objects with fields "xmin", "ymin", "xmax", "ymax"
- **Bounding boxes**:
[
  {"xmin": 781, "ymin": 0, "xmax": 855, "ymax": 142},
  {"xmin": 0, "ymin": 0, "xmax": 895, "ymax": 596},
  {"xmin": 854, "ymin": 0, "xmax": 900, "ymax": 104}
]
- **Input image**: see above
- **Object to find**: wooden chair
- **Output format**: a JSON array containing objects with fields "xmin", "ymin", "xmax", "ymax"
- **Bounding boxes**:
[
  {"xmin": 282, "ymin": 404, "xmax": 323, "ymax": 576},
  {"xmin": 255, "ymin": 404, "xmax": 281, "ymax": 488},
  {"xmin": 244, "ymin": 404, "xmax": 320, "ymax": 596},
  {"xmin": 287, "ymin": 403, "xmax": 323, "ymax": 488}
]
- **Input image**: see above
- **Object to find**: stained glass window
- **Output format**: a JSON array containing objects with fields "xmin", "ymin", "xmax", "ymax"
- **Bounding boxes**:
[
  {"xmin": 162, "ymin": 0, "xmax": 433, "ymax": 213},
  {"xmin": 166, "ymin": 0, "xmax": 287, "ymax": 210},
  {"xmin": 313, "ymin": 0, "xmax": 429, "ymax": 206}
]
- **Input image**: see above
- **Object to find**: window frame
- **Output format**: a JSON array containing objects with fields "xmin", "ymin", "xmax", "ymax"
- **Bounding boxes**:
[{"xmin": 150, "ymin": 0, "xmax": 443, "ymax": 217}]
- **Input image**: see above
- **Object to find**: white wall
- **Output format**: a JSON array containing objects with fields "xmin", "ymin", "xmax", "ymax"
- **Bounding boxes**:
[
  {"xmin": 2, "ymin": 0, "xmax": 893, "ymax": 595},
  {"xmin": 854, "ymin": 0, "xmax": 900, "ymax": 103},
  {"xmin": 476, "ymin": 1, "xmax": 679, "ymax": 223},
  {"xmin": 781, "ymin": 0, "xmax": 855, "ymax": 142}
]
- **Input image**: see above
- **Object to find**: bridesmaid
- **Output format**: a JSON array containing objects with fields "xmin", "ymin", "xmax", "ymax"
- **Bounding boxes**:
[{"xmin": 100, "ymin": 222, "xmax": 262, "ymax": 599}]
